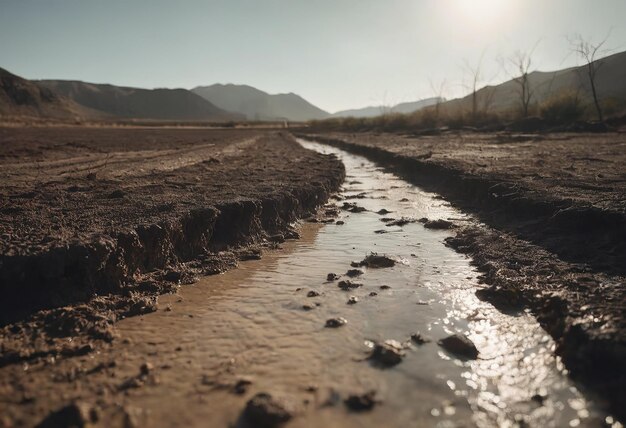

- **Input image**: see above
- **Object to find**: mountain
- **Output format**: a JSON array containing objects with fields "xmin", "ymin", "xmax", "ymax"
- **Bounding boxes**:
[
  {"xmin": 332, "ymin": 97, "xmax": 442, "ymax": 118},
  {"xmin": 441, "ymin": 50, "xmax": 626, "ymax": 115},
  {"xmin": 0, "ymin": 67, "xmax": 95, "ymax": 119},
  {"xmin": 192, "ymin": 84, "xmax": 330, "ymax": 121},
  {"xmin": 37, "ymin": 80, "xmax": 242, "ymax": 121}
]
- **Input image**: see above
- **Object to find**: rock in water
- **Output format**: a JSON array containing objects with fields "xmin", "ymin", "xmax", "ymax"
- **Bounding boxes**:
[
  {"xmin": 438, "ymin": 334, "xmax": 479, "ymax": 359},
  {"xmin": 410, "ymin": 333, "xmax": 431, "ymax": 345},
  {"xmin": 325, "ymin": 317, "xmax": 348, "ymax": 328},
  {"xmin": 359, "ymin": 253, "xmax": 395, "ymax": 268},
  {"xmin": 423, "ymin": 219, "xmax": 454, "ymax": 230},
  {"xmin": 337, "ymin": 280, "xmax": 363, "ymax": 290},
  {"xmin": 242, "ymin": 393, "xmax": 293, "ymax": 427},
  {"xmin": 346, "ymin": 269, "xmax": 364, "ymax": 277},
  {"xmin": 369, "ymin": 340, "xmax": 405, "ymax": 367},
  {"xmin": 326, "ymin": 273, "xmax": 340, "ymax": 281},
  {"xmin": 344, "ymin": 391, "xmax": 379, "ymax": 411}
]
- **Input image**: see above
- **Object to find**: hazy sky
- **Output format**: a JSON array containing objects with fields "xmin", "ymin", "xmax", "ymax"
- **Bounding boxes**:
[{"xmin": 1, "ymin": 0, "xmax": 625, "ymax": 112}]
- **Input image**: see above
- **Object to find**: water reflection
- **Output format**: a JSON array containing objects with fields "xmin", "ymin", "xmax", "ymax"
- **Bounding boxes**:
[{"xmin": 110, "ymin": 139, "xmax": 612, "ymax": 427}]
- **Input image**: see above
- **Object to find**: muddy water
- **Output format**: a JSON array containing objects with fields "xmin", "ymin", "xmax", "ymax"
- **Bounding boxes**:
[{"xmin": 111, "ymin": 139, "xmax": 608, "ymax": 427}]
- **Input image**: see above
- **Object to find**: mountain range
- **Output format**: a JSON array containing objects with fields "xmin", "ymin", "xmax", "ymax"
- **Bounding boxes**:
[
  {"xmin": 2, "ymin": 50, "xmax": 625, "ymax": 122},
  {"xmin": 192, "ymin": 84, "xmax": 330, "ymax": 121},
  {"xmin": 331, "ymin": 97, "xmax": 442, "ymax": 118}
]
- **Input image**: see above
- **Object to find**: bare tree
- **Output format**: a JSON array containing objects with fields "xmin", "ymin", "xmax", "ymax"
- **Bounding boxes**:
[
  {"xmin": 461, "ymin": 51, "xmax": 499, "ymax": 123},
  {"xmin": 429, "ymin": 78, "xmax": 447, "ymax": 116},
  {"xmin": 510, "ymin": 49, "xmax": 535, "ymax": 117},
  {"xmin": 462, "ymin": 56, "xmax": 483, "ymax": 123},
  {"xmin": 568, "ymin": 32, "xmax": 610, "ymax": 122}
]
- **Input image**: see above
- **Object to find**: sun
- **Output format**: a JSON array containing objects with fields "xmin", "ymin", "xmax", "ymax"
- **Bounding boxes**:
[{"xmin": 454, "ymin": 0, "xmax": 512, "ymax": 28}]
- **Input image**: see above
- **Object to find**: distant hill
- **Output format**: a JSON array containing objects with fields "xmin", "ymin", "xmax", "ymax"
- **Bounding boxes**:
[
  {"xmin": 192, "ymin": 84, "xmax": 330, "ymax": 121},
  {"xmin": 0, "ymin": 67, "xmax": 94, "ymax": 119},
  {"xmin": 38, "ymin": 80, "xmax": 243, "ymax": 121},
  {"xmin": 441, "ymin": 50, "xmax": 626, "ymax": 115},
  {"xmin": 332, "ymin": 97, "xmax": 442, "ymax": 118}
]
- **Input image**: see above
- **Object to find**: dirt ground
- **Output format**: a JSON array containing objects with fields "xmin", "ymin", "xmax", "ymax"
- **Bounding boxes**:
[
  {"xmin": 299, "ymin": 130, "xmax": 626, "ymax": 419},
  {"xmin": 1, "ymin": 126, "xmax": 625, "ymax": 425},
  {"xmin": 0, "ymin": 126, "xmax": 344, "ymax": 367}
]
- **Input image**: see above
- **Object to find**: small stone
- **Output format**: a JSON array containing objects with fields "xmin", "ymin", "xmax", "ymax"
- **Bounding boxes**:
[
  {"xmin": 423, "ymin": 219, "xmax": 454, "ymax": 230},
  {"xmin": 369, "ymin": 340, "xmax": 405, "ymax": 367},
  {"xmin": 379, "ymin": 285, "xmax": 391, "ymax": 290},
  {"xmin": 337, "ymin": 280, "xmax": 363, "ymax": 290},
  {"xmin": 346, "ymin": 269, "xmax": 363, "ymax": 278},
  {"xmin": 347, "ymin": 296, "xmax": 359, "ymax": 305},
  {"xmin": 233, "ymin": 378, "xmax": 253, "ymax": 395},
  {"xmin": 369, "ymin": 292, "xmax": 378, "ymax": 297},
  {"xmin": 374, "ymin": 229, "xmax": 388, "ymax": 234},
  {"xmin": 163, "ymin": 270, "xmax": 182, "ymax": 282},
  {"xmin": 438, "ymin": 334, "xmax": 479, "ymax": 359},
  {"xmin": 37, "ymin": 402, "xmax": 97, "ymax": 428},
  {"xmin": 348, "ymin": 206, "xmax": 367, "ymax": 213},
  {"xmin": 325, "ymin": 317, "xmax": 348, "ymax": 328},
  {"xmin": 302, "ymin": 304, "xmax": 315, "ymax": 311},
  {"xmin": 410, "ymin": 333, "xmax": 431, "ymax": 345},
  {"xmin": 399, "ymin": 198, "xmax": 410, "ymax": 202},
  {"xmin": 344, "ymin": 391, "xmax": 378, "ymax": 411},
  {"xmin": 385, "ymin": 217, "xmax": 417, "ymax": 227},
  {"xmin": 242, "ymin": 392, "xmax": 293, "ymax": 427},
  {"xmin": 326, "ymin": 273, "xmax": 340, "ymax": 281},
  {"xmin": 359, "ymin": 253, "xmax": 395, "ymax": 268},
  {"xmin": 140, "ymin": 362, "xmax": 153, "ymax": 376},
  {"xmin": 307, "ymin": 290, "xmax": 320, "ymax": 297},
  {"xmin": 268, "ymin": 234, "xmax": 285, "ymax": 243},
  {"xmin": 350, "ymin": 261, "xmax": 360, "ymax": 268},
  {"xmin": 335, "ymin": 220, "xmax": 345, "ymax": 225},
  {"xmin": 376, "ymin": 209, "xmax": 392, "ymax": 215}
]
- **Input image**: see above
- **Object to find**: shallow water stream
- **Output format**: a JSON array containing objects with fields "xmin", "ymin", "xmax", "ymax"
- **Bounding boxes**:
[{"xmin": 111, "ymin": 139, "xmax": 608, "ymax": 427}]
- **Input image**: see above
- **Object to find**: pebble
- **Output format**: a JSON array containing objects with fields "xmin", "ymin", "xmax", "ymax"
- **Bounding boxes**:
[
  {"xmin": 422, "ymin": 219, "xmax": 454, "ymax": 230},
  {"xmin": 325, "ymin": 317, "xmax": 348, "ymax": 328},
  {"xmin": 438, "ymin": 334, "xmax": 479, "ymax": 359},
  {"xmin": 326, "ymin": 273, "xmax": 340, "ymax": 281},
  {"xmin": 359, "ymin": 253, "xmax": 395, "ymax": 268},
  {"xmin": 242, "ymin": 392, "xmax": 293, "ymax": 427},
  {"xmin": 410, "ymin": 333, "xmax": 431, "ymax": 345},
  {"xmin": 347, "ymin": 296, "xmax": 359, "ymax": 305},
  {"xmin": 344, "ymin": 391, "xmax": 378, "ymax": 411},
  {"xmin": 307, "ymin": 290, "xmax": 320, "ymax": 297},
  {"xmin": 338, "ymin": 280, "xmax": 363, "ymax": 290},
  {"xmin": 346, "ymin": 269, "xmax": 364, "ymax": 277},
  {"xmin": 369, "ymin": 340, "xmax": 405, "ymax": 367}
]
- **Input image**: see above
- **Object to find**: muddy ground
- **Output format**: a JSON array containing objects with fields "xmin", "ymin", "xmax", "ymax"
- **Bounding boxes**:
[
  {"xmin": 0, "ymin": 127, "xmax": 344, "ymax": 367},
  {"xmin": 1, "ymin": 126, "xmax": 625, "ymax": 426},
  {"xmin": 299, "ymin": 130, "xmax": 626, "ymax": 420}
]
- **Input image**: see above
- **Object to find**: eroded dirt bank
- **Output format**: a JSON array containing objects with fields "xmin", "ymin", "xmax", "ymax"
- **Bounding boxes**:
[
  {"xmin": 298, "ymin": 131, "xmax": 626, "ymax": 420},
  {"xmin": 0, "ymin": 127, "xmax": 344, "ymax": 366}
]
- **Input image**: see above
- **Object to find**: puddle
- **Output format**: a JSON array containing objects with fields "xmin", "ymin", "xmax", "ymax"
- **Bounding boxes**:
[{"xmin": 109, "ymin": 139, "xmax": 609, "ymax": 427}]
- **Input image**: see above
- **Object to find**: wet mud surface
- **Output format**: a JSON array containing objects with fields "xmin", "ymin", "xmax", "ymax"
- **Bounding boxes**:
[
  {"xmin": 299, "ymin": 131, "xmax": 626, "ymax": 421},
  {"xmin": 0, "ymin": 139, "xmax": 620, "ymax": 427},
  {"xmin": 0, "ymin": 127, "xmax": 344, "ymax": 366}
]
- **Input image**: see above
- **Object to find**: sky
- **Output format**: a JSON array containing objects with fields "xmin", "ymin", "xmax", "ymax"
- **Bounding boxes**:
[{"xmin": 1, "ymin": 0, "xmax": 625, "ymax": 113}]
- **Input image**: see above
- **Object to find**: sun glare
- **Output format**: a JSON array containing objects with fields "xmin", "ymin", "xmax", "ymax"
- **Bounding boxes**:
[{"xmin": 453, "ymin": 0, "xmax": 512, "ymax": 30}]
